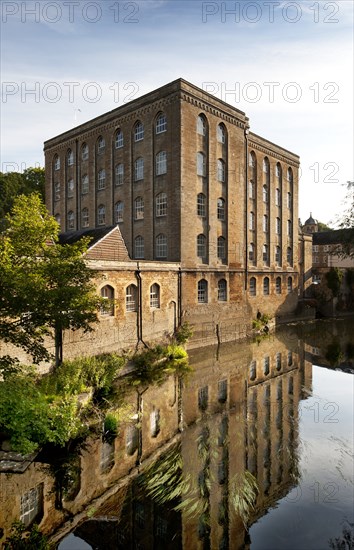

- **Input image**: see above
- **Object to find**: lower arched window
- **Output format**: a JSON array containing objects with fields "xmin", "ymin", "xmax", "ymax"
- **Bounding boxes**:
[
  {"xmin": 100, "ymin": 285, "xmax": 114, "ymax": 316},
  {"xmin": 276, "ymin": 277, "xmax": 282, "ymax": 294},
  {"xmin": 150, "ymin": 283, "xmax": 160, "ymax": 308},
  {"xmin": 263, "ymin": 277, "xmax": 270, "ymax": 295},
  {"xmin": 218, "ymin": 279, "xmax": 227, "ymax": 301},
  {"xmin": 126, "ymin": 284, "xmax": 138, "ymax": 312},
  {"xmin": 250, "ymin": 277, "xmax": 256, "ymax": 296},
  {"xmin": 287, "ymin": 276, "xmax": 293, "ymax": 294},
  {"xmin": 198, "ymin": 279, "xmax": 208, "ymax": 303}
]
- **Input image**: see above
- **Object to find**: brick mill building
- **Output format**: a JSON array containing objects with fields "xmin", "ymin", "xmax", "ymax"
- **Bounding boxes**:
[{"xmin": 44, "ymin": 78, "xmax": 301, "ymax": 352}]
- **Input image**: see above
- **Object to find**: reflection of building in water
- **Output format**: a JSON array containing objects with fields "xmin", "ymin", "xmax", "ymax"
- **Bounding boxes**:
[{"xmin": 0, "ymin": 332, "xmax": 312, "ymax": 548}]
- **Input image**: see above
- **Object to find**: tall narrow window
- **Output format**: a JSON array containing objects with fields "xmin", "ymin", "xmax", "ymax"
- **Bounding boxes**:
[
  {"xmin": 97, "ymin": 205, "xmax": 106, "ymax": 225},
  {"xmin": 197, "ymin": 152, "xmax": 206, "ymax": 176},
  {"xmin": 100, "ymin": 285, "xmax": 114, "ymax": 316},
  {"xmin": 249, "ymin": 361, "xmax": 256, "ymax": 381},
  {"xmin": 197, "ymin": 114, "xmax": 206, "ymax": 136},
  {"xmin": 217, "ymin": 198, "xmax": 225, "ymax": 220},
  {"xmin": 287, "ymin": 192, "xmax": 292, "ymax": 209},
  {"xmin": 287, "ymin": 167, "xmax": 293, "ymax": 183},
  {"xmin": 126, "ymin": 284, "xmax": 138, "ymax": 311},
  {"xmin": 276, "ymin": 217, "xmax": 281, "ymax": 234},
  {"xmin": 81, "ymin": 174, "xmax": 89, "ymax": 194},
  {"xmin": 263, "ymin": 185, "xmax": 268, "ymax": 203},
  {"xmin": 156, "ymin": 113, "xmax": 167, "ymax": 134},
  {"xmin": 263, "ymin": 244, "xmax": 269, "ymax": 263},
  {"xmin": 218, "ymin": 279, "xmax": 227, "ymax": 301},
  {"xmin": 156, "ymin": 234, "xmax": 167, "ymax": 259},
  {"xmin": 134, "ymin": 236, "xmax": 144, "ymax": 259},
  {"xmin": 287, "ymin": 276, "xmax": 293, "ymax": 294},
  {"xmin": 156, "ymin": 151, "xmax": 167, "ymax": 175},
  {"xmin": 98, "ymin": 169, "xmax": 106, "ymax": 190},
  {"xmin": 250, "ymin": 277, "xmax": 256, "ymax": 296},
  {"xmin": 287, "ymin": 247, "xmax": 293, "ymax": 265},
  {"xmin": 263, "ymin": 157, "xmax": 269, "ymax": 173},
  {"xmin": 67, "ymin": 178, "xmax": 74, "ymax": 198},
  {"xmin": 249, "ymin": 151, "xmax": 256, "ymax": 167},
  {"xmin": 217, "ymin": 236, "xmax": 226, "ymax": 262},
  {"xmin": 67, "ymin": 150, "xmax": 74, "ymax": 166},
  {"xmin": 81, "ymin": 144, "xmax": 89, "ymax": 161},
  {"xmin": 249, "ymin": 180, "xmax": 255, "ymax": 199},
  {"xmin": 81, "ymin": 207, "xmax": 89, "ymax": 228},
  {"xmin": 54, "ymin": 155, "xmax": 60, "ymax": 170},
  {"xmin": 197, "ymin": 193, "xmax": 206, "ymax": 217},
  {"xmin": 276, "ymin": 163, "xmax": 281, "ymax": 178},
  {"xmin": 197, "ymin": 234, "xmax": 206, "ymax": 259},
  {"xmin": 287, "ymin": 219, "xmax": 292, "ymax": 237},
  {"xmin": 217, "ymin": 123, "xmax": 226, "ymax": 143},
  {"xmin": 275, "ymin": 245, "xmax": 281, "ymax": 265},
  {"xmin": 264, "ymin": 356, "xmax": 270, "ymax": 376},
  {"xmin": 198, "ymin": 386, "xmax": 208, "ymax": 410},
  {"xmin": 115, "ymin": 163, "xmax": 124, "ymax": 186},
  {"xmin": 263, "ymin": 277, "xmax": 270, "ymax": 295},
  {"xmin": 54, "ymin": 182, "xmax": 60, "ymax": 201},
  {"xmin": 115, "ymin": 201, "xmax": 123, "ymax": 223},
  {"xmin": 156, "ymin": 192, "xmax": 167, "ymax": 217},
  {"xmin": 150, "ymin": 283, "xmax": 160, "ymax": 308},
  {"xmin": 97, "ymin": 136, "xmax": 105, "ymax": 152},
  {"xmin": 134, "ymin": 121, "xmax": 144, "ymax": 141},
  {"xmin": 276, "ymin": 277, "xmax": 282, "ymax": 294},
  {"xmin": 115, "ymin": 129, "xmax": 123, "ymax": 148},
  {"xmin": 275, "ymin": 188, "xmax": 281, "ymax": 206},
  {"xmin": 217, "ymin": 159, "xmax": 225, "ymax": 182},
  {"xmin": 263, "ymin": 214, "xmax": 269, "ymax": 233},
  {"xmin": 249, "ymin": 211, "xmax": 255, "ymax": 231},
  {"xmin": 198, "ymin": 279, "xmax": 208, "ymax": 303},
  {"xmin": 67, "ymin": 210, "xmax": 74, "ymax": 229},
  {"xmin": 134, "ymin": 197, "xmax": 144, "ymax": 220},
  {"xmin": 249, "ymin": 242, "xmax": 255, "ymax": 262},
  {"xmin": 150, "ymin": 408, "xmax": 160, "ymax": 437},
  {"xmin": 135, "ymin": 157, "xmax": 144, "ymax": 181},
  {"xmin": 20, "ymin": 485, "xmax": 43, "ymax": 528}
]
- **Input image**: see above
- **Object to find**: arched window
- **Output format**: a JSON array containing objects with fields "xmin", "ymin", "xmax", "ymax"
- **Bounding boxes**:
[
  {"xmin": 55, "ymin": 213, "xmax": 61, "ymax": 225},
  {"xmin": 98, "ymin": 169, "xmax": 106, "ymax": 190},
  {"xmin": 287, "ymin": 192, "xmax": 292, "ymax": 209},
  {"xmin": 100, "ymin": 285, "xmax": 114, "ymax": 316},
  {"xmin": 217, "ymin": 123, "xmax": 226, "ymax": 144},
  {"xmin": 54, "ymin": 154, "xmax": 60, "ymax": 171},
  {"xmin": 81, "ymin": 174, "xmax": 89, "ymax": 194},
  {"xmin": 263, "ymin": 277, "xmax": 270, "ymax": 295},
  {"xmin": 97, "ymin": 204, "xmax": 105, "ymax": 225},
  {"xmin": 217, "ymin": 198, "xmax": 225, "ymax": 220},
  {"xmin": 67, "ymin": 149, "xmax": 74, "ymax": 166},
  {"xmin": 263, "ymin": 157, "xmax": 269, "ymax": 173},
  {"xmin": 156, "ymin": 151, "xmax": 167, "ymax": 175},
  {"xmin": 155, "ymin": 193, "xmax": 167, "ymax": 217},
  {"xmin": 263, "ymin": 185, "xmax": 268, "ymax": 203},
  {"xmin": 156, "ymin": 113, "xmax": 167, "ymax": 134},
  {"xmin": 276, "ymin": 277, "xmax": 282, "ymax": 294},
  {"xmin": 287, "ymin": 167, "xmax": 293, "ymax": 183},
  {"xmin": 276, "ymin": 217, "xmax": 281, "ymax": 234},
  {"xmin": 81, "ymin": 207, "xmax": 89, "ymax": 228},
  {"xmin": 287, "ymin": 247, "xmax": 293, "ymax": 265},
  {"xmin": 276, "ymin": 163, "xmax": 281, "ymax": 178},
  {"xmin": 134, "ymin": 121, "xmax": 144, "ymax": 142},
  {"xmin": 81, "ymin": 143, "xmax": 89, "ymax": 161},
  {"xmin": 135, "ymin": 157, "xmax": 144, "ymax": 181},
  {"xmin": 126, "ymin": 284, "xmax": 138, "ymax": 312},
  {"xmin": 150, "ymin": 283, "xmax": 160, "ymax": 308},
  {"xmin": 264, "ymin": 356, "xmax": 270, "ymax": 375},
  {"xmin": 54, "ymin": 182, "xmax": 60, "ymax": 201},
  {"xmin": 134, "ymin": 197, "xmax": 144, "ymax": 220},
  {"xmin": 249, "ymin": 179, "xmax": 255, "ymax": 199},
  {"xmin": 197, "ymin": 234, "xmax": 206, "ymax": 259},
  {"xmin": 150, "ymin": 407, "xmax": 160, "ymax": 437},
  {"xmin": 197, "ymin": 114, "xmax": 207, "ymax": 136},
  {"xmin": 275, "ymin": 188, "xmax": 281, "ymax": 206},
  {"xmin": 97, "ymin": 136, "xmax": 105, "ymax": 152},
  {"xmin": 287, "ymin": 350, "xmax": 293, "ymax": 366},
  {"xmin": 197, "ymin": 152, "xmax": 206, "ymax": 176},
  {"xmin": 275, "ymin": 245, "xmax": 281, "ymax": 265},
  {"xmin": 287, "ymin": 219, "xmax": 292, "ymax": 237},
  {"xmin": 287, "ymin": 276, "xmax": 293, "ymax": 294},
  {"xmin": 217, "ymin": 159, "xmax": 225, "ymax": 182},
  {"xmin": 197, "ymin": 193, "xmax": 206, "ymax": 217},
  {"xmin": 115, "ymin": 129, "xmax": 123, "ymax": 148},
  {"xmin": 263, "ymin": 244, "xmax": 269, "ymax": 263},
  {"xmin": 218, "ymin": 279, "xmax": 227, "ymax": 301},
  {"xmin": 198, "ymin": 279, "xmax": 208, "ymax": 303},
  {"xmin": 249, "ymin": 243, "xmax": 255, "ymax": 262},
  {"xmin": 250, "ymin": 277, "xmax": 256, "ymax": 296},
  {"xmin": 156, "ymin": 234, "xmax": 167, "ymax": 259},
  {"xmin": 134, "ymin": 236, "xmax": 144, "ymax": 259},
  {"xmin": 67, "ymin": 178, "xmax": 74, "ymax": 198},
  {"xmin": 249, "ymin": 151, "xmax": 256, "ymax": 167},
  {"xmin": 115, "ymin": 201, "xmax": 123, "ymax": 223},
  {"xmin": 67, "ymin": 210, "xmax": 74, "ymax": 230},
  {"xmin": 115, "ymin": 163, "xmax": 124, "ymax": 186},
  {"xmin": 276, "ymin": 352, "xmax": 282, "ymax": 370},
  {"xmin": 217, "ymin": 236, "xmax": 226, "ymax": 262},
  {"xmin": 249, "ymin": 211, "xmax": 255, "ymax": 231},
  {"xmin": 249, "ymin": 360, "xmax": 256, "ymax": 381},
  {"xmin": 263, "ymin": 214, "xmax": 269, "ymax": 233}
]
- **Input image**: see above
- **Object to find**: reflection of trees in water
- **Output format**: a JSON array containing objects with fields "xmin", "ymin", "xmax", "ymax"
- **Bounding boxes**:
[{"xmin": 328, "ymin": 521, "xmax": 354, "ymax": 550}]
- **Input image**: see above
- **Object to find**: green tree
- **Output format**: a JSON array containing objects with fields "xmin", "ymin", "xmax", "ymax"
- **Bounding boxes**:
[
  {"xmin": 0, "ymin": 194, "xmax": 101, "ymax": 373},
  {"xmin": 0, "ymin": 168, "xmax": 45, "ymax": 229}
]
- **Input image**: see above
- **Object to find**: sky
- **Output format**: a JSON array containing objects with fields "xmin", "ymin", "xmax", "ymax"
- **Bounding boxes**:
[{"xmin": 0, "ymin": 0, "xmax": 353, "ymax": 225}]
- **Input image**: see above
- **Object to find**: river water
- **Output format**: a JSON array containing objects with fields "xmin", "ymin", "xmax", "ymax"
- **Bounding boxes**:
[{"xmin": 1, "ymin": 319, "xmax": 353, "ymax": 549}]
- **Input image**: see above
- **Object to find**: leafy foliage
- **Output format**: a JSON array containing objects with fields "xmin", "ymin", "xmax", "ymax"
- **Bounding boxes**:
[
  {"xmin": 3, "ymin": 521, "xmax": 53, "ymax": 550},
  {"xmin": 325, "ymin": 268, "xmax": 343, "ymax": 297},
  {"xmin": 174, "ymin": 321, "xmax": 194, "ymax": 344},
  {"xmin": 128, "ymin": 344, "xmax": 191, "ymax": 387}
]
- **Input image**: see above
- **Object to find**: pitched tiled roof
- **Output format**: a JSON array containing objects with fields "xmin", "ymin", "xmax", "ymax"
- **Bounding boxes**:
[
  {"xmin": 59, "ymin": 226, "xmax": 130, "ymax": 261},
  {"xmin": 313, "ymin": 228, "xmax": 354, "ymax": 245}
]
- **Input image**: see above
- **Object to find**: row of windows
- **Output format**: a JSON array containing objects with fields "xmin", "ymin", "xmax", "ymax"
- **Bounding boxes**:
[
  {"xmin": 249, "ymin": 182, "xmax": 292, "ymax": 208},
  {"xmin": 249, "ymin": 276, "xmax": 293, "ymax": 296},
  {"xmin": 196, "ymin": 234, "xmax": 226, "ymax": 262},
  {"xmin": 249, "ymin": 152, "xmax": 294, "ymax": 183},
  {"xmin": 249, "ymin": 212, "xmax": 292, "ymax": 236},
  {"xmin": 248, "ymin": 243, "xmax": 293, "ymax": 265},
  {"xmin": 197, "ymin": 154, "xmax": 225, "ymax": 180},
  {"xmin": 197, "ymin": 114, "xmax": 226, "ymax": 144},
  {"xmin": 249, "ymin": 352, "xmax": 293, "ymax": 381},
  {"xmin": 196, "ymin": 194, "xmax": 226, "ymax": 219},
  {"xmin": 101, "ymin": 283, "xmax": 162, "ymax": 314},
  {"xmin": 52, "ymin": 114, "xmax": 167, "ymax": 169}
]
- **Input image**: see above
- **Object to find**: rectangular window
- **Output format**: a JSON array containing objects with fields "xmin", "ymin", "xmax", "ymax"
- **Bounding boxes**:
[
  {"xmin": 20, "ymin": 485, "xmax": 43, "ymax": 528},
  {"xmin": 218, "ymin": 379, "xmax": 227, "ymax": 403},
  {"xmin": 198, "ymin": 386, "xmax": 208, "ymax": 410}
]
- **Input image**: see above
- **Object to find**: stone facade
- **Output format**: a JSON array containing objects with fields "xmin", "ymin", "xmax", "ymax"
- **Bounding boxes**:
[{"xmin": 42, "ymin": 78, "xmax": 301, "ymax": 353}]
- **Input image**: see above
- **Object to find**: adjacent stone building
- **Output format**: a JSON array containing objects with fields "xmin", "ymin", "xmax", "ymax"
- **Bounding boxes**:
[{"xmin": 44, "ymin": 78, "xmax": 301, "ymax": 349}]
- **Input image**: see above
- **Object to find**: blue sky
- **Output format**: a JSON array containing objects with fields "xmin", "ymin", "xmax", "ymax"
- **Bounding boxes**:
[{"xmin": 1, "ymin": 0, "xmax": 353, "ymax": 224}]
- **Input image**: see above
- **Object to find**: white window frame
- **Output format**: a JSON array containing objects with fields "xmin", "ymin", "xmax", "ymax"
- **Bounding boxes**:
[
  {"xmin": 67, "ymin": 150, "xmax": 74, "ymax": 166},
  {"xmin": 97, "ymin": 136, "xmax": 105, "ymax": 152},
  {"xmin": 115, "ymin": 129, "xmax": 123, "ymax": 148},
  {"xmin": 156, "ymin": 151, "xmax": 167, "ymax": 175},
  {"xmin": 81, "ymin": 207, "xmax": 89, "ymax": 228},
  {"xmin": 150, "ymin": 283, "xmax": 160, "ymax": 308},
  {"xmin": 156, "ymin": 113, "xmax": 167, "ymax": 134},
  {"xmin": 82, "ymin": 144, "xmax": 89, "ymax": 161},
  {"xmin": 156, "ymin": 193, "xmax": 167, "ymax": 217},
  {"xmin": 156, "ymin": 234, "xmax": 167, "ymax": 259},
  {"xmin": 134, "ymin": 197, "xmax": 144, "ymax": 220},
  {"xmin": 250, "ymin": 277, "xmax": 256, "ymax": 296},
  {"xmin": 197, "ymin": 193, "xmax": 206, "ymax": 217},
  {"xmin": 115, "ymin": 163, "xmax": 124, "ymax": 186},
  {"xmin": 97, "ymin": 205, "xmax": 106, "ymax": 226},
  {"xmin": 54, "ymin": 156, "xmax": 60, "ymax": 171},
  {"xmin": 126, "ymin": 284, "xmax": 138, "ymax": 311},
  {"xmin": 197, "ymin": 234, "xmax": 206, "ymax": 259},
  {"xmin": 218, "ymin": 279, "xmax": 227, "ymax": 301},
  {"xmin": 197, "ymin": 152, "xmax": 206, "ymax": 177},
  {"xmin": 54, "ymin": 182, "xmax": 60, "ymax": 201},
  {"xmin": 115, "ymin": 201, "xmax": 123, "ymax": 223},
  {"xmin": 134, "ymin": 121, "xmax": 144, "ymax": 142},
  {"xmin": 98, "ymin": 169, "xmax": 106, "ymax": 190},
  {"xmin": 197, "ymin": 279, "xmax": 208, "ymax": 303},
  {"xmin": 81, "ymin": 174, "xmax": 89, "ymax": 194},
  {"xmin": 217, "ymin": 198, "xmax": 225, "ymax": 220},
  {"xmin": 135, "ymin": 157, "xmax": 144, "ymax": 181},
  {"xmin": 134, "ymin": 236, "xmax": 144, "ymax": 259},
  {"xmin": 197, "ymin": 115, "xmax": 206, "ymax": 136},
  {"xmin": 217, "ymin": 236, "xmax": 226, "ymax": 262},
  {"xmin": 67, "ymin": 178, "xmax": 74, "ymax": 198},
  {"xmin": 217, "ymin": 123, "xmax": 226, "ymax": 144},
  {"xmin": 67, "ymin": 210, "xmax": 74, "ymax": 229}
]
